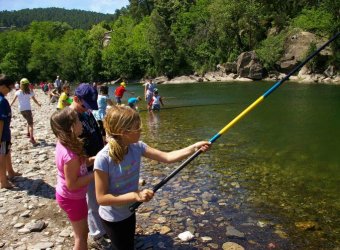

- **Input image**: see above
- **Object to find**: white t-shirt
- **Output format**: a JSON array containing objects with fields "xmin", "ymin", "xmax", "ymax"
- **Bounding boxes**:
[{"xmin": 15, "ymin": 90, "xmax": 34, "ymax": 112}]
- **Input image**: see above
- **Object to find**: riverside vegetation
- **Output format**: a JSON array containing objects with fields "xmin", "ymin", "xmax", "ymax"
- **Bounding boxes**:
[{"xmin": 0, "ymin": 0, "xmax": 339, "ymax": 83}]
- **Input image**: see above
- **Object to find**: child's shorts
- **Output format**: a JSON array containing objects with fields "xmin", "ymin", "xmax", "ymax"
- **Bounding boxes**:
[
  {"xmin": 56, "ymin": 193, "xmax": 88, "ymax": 221},
  {"xmin": 20, "ymin": 110, "xmax": 33, "ymax": 125},
  {"xmin": 152, "ymin": 104, "xmax": 161, "ymax": 111},
  {"xmin": 115, "ymin": 96, "xmax": 122, "ymax": 104}
]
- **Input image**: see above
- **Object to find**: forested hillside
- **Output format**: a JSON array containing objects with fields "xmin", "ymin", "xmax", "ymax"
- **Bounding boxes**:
[
  {"xmin": 0, "ymin": 0, "xmax": 338, "ymax": 82},
  {"xmin": 0, "ymin": 8, "xmax": 121, "ymax": 30}
]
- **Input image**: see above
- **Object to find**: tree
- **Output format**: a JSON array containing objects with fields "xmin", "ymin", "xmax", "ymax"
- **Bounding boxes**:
[{"xmin": 0, "ymin": 31, "xmax": 31, "ymax": 80}]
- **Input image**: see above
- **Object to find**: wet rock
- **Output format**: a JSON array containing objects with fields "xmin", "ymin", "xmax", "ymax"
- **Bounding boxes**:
[
  {"xmin": 225, "ymin": 226, "xmax": 245, "ymax": 238},
  {"xmin": 160, "ymin": 226, "xmax": 171, "ymax": 234},
  {"xmin": 222, "ymin": 242, "xmax": 245, "ymax": 250},
  {"xmin": 178, "ymin": 231, "xmax": 194, "ymax": 241},
  {"xmin": 295, "ymin": 221, "xmax": 319, "ymax": 231},
  {"xmin": 201, "ymin": 236, "xmax": 212, "ymax": 242}
]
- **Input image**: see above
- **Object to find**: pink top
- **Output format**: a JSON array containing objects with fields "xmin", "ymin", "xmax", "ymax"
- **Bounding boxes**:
[{"xmin": 55, "ymin": 141, "xmax": 88, "ymax": 199}]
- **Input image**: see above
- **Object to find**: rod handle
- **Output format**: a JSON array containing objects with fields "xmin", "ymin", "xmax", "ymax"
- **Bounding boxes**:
[{"xmin": 129, "ymin": 201, "xmax": 142, "ymax": 212}]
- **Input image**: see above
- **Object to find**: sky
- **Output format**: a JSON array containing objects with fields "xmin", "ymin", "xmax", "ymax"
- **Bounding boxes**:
[{"xmin": 0, "ymin": 0, "xmax": 130, "ymax": 14}]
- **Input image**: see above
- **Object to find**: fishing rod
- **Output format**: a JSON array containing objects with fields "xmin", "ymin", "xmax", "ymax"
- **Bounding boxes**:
[{"xmin": 130, "ymin": 32, "xmax": 340, "ymax": 212}]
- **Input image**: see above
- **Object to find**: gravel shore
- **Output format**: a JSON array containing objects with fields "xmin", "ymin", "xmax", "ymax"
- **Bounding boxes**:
[{"xmin": 0, "ymin": 89, "xmax": 258, "ymax": 250}]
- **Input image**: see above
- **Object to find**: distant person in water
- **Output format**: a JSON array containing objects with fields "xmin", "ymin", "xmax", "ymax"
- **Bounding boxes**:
[
  {"xmin": 114, "ymin": 80, "xmax": 134, "ymax": 105},
  {"xmin": 149, "ymin": 90, "xmax": 164, "ymax": 111},
  {"xmin": 128, "ymin": 96, "xmax": 141, "ymax": 110},
  {"xmin": 93, "ymin": 85, "xmax": 114, "ymax": 139},
  {"xmin": 144, "ymin": 78, "xmax": 156, "ymax": 110}
]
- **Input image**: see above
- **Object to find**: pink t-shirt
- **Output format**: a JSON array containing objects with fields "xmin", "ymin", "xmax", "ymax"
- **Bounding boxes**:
[{"xmin": 55, "ymin": 141, "xmax": 88, "ymax": 199}]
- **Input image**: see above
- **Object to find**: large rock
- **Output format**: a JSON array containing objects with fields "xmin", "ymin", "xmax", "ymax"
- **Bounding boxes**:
[
  {"xmin": 154, "ymin": 76, "xmax": 169, "ymax": 84},
  {"xmin": 278, "ymin": 31, "xmax": 332, "ymax": 73},
  {"xmin": 167, "ymin": 75, "xmax": 200, "ymax": 84},
  {"xmin": 218, "ymin": 62, "xmax": 237, "ymax": 74},
  {"xmin": 236, "ymin": 51, "xmax": 263, "ymax": 80}
]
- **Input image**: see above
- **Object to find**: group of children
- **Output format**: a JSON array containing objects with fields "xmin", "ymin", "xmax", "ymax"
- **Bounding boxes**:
[
  {"xmin": 50, "ymin": 83, "xmax": 211, "ymax": 249},
  {"xmin": 1, "ymin": 75, "xmax": 211, "ymax": 250},
  {"xmin": 115, "ymin": 78, "xmax": 164, "ymax": 112}
]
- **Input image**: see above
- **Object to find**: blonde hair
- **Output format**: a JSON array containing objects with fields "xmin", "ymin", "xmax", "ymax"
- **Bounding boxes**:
[
  {"xmin": 20, "ymin": 82, "xmax": 30, "ymax": 94},
  {"xmin": 50, "ymin": 108, "xmax": 86, "ymax": 159},
  {"xmin": 104, "ymin": 106, "xmax": 141, "ymax": 163}
]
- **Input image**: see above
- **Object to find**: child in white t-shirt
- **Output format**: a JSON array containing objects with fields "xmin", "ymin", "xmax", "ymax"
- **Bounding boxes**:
[{"xmin": 10, "ymin": 78, "xmax": 41, "ymax": 146}]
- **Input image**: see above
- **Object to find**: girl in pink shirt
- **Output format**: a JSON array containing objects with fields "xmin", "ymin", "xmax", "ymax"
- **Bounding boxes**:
[{"xmin": 50, "ymin": 108, "xmax": 94, "ymax": 250}]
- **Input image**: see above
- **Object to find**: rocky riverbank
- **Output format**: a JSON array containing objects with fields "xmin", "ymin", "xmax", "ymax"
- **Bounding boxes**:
[
  {"xmin": 152, "ymin": 68, "xmax": 340, "ymax": 85},
  {"xmin": 1, "ymin": 89, "xmax": 287, "ymax": 250}
]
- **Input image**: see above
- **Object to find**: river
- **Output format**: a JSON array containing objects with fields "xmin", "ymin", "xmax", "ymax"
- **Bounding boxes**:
[{"xmin": 109, "ymin": 82, "xmax": 340, "ymax": 249}]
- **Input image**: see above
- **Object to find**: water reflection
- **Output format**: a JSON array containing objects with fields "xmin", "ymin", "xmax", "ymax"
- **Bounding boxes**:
[{"xmin": 147, "ymin": 111, "xmax": 160, "ymax": 139}]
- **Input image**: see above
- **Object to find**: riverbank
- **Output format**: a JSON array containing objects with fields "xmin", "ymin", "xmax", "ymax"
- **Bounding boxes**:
[
  {"xmin": 1, "ymin": 89, "xmax": 253, "ymax": 250},
  {"xmin": 150, "ymin": 68, "xmax": 340, "ymax": 85}
]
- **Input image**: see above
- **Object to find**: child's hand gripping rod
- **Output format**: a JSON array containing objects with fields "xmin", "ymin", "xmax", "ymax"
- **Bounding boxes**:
[{"xmin": 129, "ymin": 32, "xmax": 340, "ymax": 213}]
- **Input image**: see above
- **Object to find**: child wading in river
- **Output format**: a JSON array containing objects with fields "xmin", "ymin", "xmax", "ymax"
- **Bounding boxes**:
[
  {"xmin": 50, "ymin": 108, "xmax": 94, "ymax": 250},
  {"xmin": 94, "ymin": 105, "xmax": 211, "ymax": 249}
]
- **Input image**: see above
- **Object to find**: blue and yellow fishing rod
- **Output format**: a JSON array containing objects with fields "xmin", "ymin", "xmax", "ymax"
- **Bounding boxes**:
[{"xmin": 130, "ymin": 32, "xmax": 340, "ymax": 212}]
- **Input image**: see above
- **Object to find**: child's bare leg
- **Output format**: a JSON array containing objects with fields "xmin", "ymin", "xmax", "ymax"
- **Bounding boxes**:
[
  {"xmin": 6, "ymin": 152, "xmax": 21, "ymax": 178},
  {"xmin": 0, "ymin": 154, "xmax": 13, "ymax": 189},
  {"xmin": 71, "ymin": 218, "xmax": 89, "ymax": 250}
]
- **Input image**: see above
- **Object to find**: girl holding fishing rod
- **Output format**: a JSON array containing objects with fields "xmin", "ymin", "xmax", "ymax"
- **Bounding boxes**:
[{"xmin": 94, "ymin": 105, "xmax": 211, "ymax": 250}]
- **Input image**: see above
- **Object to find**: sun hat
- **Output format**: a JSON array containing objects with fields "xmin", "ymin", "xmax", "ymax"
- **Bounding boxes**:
[
  {"xmin": 74, "ymin": 83, "xmax": 98, "ymax": 110},
  {"xmin": 120, "ymin": 82, "xmax": 126, "ymax": 87},
  {"xmin": 20, "ymin": 78, "xmax": 30, "ymax": 85}
]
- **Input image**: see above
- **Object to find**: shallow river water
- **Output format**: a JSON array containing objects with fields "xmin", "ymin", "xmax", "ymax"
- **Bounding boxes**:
[{"xmin": 110, "ymin": 82, "xmax": 340, "ymax": 249}]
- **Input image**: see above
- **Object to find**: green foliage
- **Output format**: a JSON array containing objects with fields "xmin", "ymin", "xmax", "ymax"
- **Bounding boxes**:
[
  {"xmin": 0, "ymin": 8, "xmax": 115, "ymax": 30},
  {"xmin": 256, "ymin": 33, "xmax": 285, "ymax": 69},
  {"xmin": 0, "ymin": 1, "xmax": 338, "ymax": 81},
  {"xmin": 0, "ymin": 31, "xmax": 31, "ymax": 79},
  {"xmin": 291, "ymin": 8, "xmax": 333, "ymax": 34},
  {"xmin": 305, "ymin": 42, "xmax": 318, "ymax": 72}
]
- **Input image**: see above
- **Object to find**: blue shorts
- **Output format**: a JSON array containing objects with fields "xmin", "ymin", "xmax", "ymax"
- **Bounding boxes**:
[
  {"xmin": 152, "ymin": 104, "xmax": 161, "ymax": 111},
  {"xmin": 0, "ymin": 141, "xmax": 11, "ymax": 155},
  {"xmin": 115, "ymin": 96, "xmax": 122, "ymax": 104}
]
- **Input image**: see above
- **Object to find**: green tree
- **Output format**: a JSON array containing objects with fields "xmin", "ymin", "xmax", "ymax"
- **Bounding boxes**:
[
  {"xmin": 58, "ymin": 29, "xmax": 88, "ymax": 82},
  {"xmin": 102, "ymin": 16, "xmax": 140, "ymax": 79},
  {"xmin": 291, "ymin": 8, "xmax": 333, "ymax": 35},
  {"xmin": 0, "ymin": 31, "xmax": 31, "ymax": 79}
]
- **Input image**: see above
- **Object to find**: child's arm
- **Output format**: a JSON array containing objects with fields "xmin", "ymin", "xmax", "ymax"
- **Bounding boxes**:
[
  {"xmin": 31, "ymin": 96, "xmax": 41, "ymax": 107},
  {"xmin": 95, "ymin": 170, "xmax": 154, "ymax": 206},
  {"xmin": 86, "ymin": 156, "xmax": 96, "ymax": 166},
  {"xmin": 107, "ymin": 97, "xmax": 114, "ymax": 106},
  {"xmin": 64, "ymin": 158, "xmax": 94, "ymax": 191},
  {"xmin": 143, "ymin": 141, "xmax": 211, "ymax": 163},
  {"xmin": 160, "ymin": 97, "xmax": 164, "ymax": 106}
]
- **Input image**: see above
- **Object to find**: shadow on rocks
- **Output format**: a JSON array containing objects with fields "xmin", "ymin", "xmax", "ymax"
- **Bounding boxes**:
[
  {"xmin": 10, "ymin": 176, "xmax": 56, "ymax": 200},
  {"xmin": 136, "ymin": 233, "xmax": 200, "ymax": 250}
]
